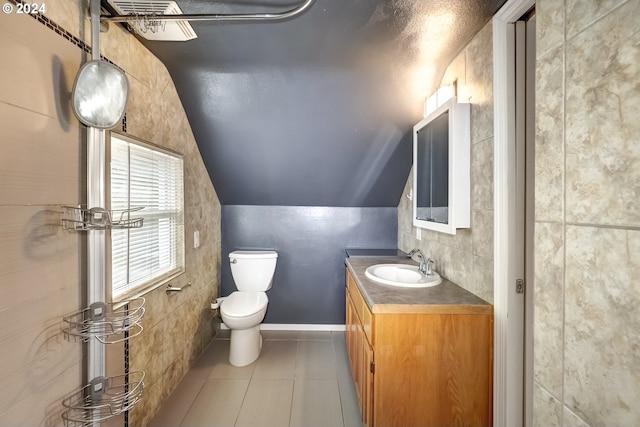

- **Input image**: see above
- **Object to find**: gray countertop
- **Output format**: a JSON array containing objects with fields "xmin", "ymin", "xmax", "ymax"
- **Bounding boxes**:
[
  {"xmin": 345, "ymin": 257, "xmax": 492, "ymax": 315},
  {"xmin": 345, "ymin": 248, "xmax": 407, "ymax": 257}
]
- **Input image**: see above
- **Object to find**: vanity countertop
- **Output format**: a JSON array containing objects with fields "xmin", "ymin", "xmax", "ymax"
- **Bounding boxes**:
[
  {"xmin": 345, "ymin": 248, "xmax": 407, "ymax": 257},
  {"xmin": 345, "ymin": 257, "xmax": 492, "ymax": 315}
]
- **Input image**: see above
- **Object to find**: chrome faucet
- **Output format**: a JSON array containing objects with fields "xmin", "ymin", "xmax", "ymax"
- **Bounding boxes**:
[{"xmin": 408, "ymin": 249, "xmax": 434, "ymax": 276}]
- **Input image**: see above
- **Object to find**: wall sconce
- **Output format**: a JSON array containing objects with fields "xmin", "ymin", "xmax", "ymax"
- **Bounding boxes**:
[
  {"xmin": 71, "ymin": 60, "xmax": 129, "ymax": 129},
  {"xmin": 424, "ymin": 83, "xmax": 456, "ymax": 117}
]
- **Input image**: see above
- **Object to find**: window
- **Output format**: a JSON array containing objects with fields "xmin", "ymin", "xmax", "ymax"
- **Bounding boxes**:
[{"xmin": 109, "ymin": 133, "xmax": 184, "ymax": 301}]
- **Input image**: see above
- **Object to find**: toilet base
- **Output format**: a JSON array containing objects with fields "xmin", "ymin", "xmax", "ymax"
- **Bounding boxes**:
[{"xmin": 229, "ymin": 325, "xmax": 263, "ymax": 367}]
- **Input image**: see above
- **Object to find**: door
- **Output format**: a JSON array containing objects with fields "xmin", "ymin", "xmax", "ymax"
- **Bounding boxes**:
[
  {"xmin": 492, "ymin": 1, "xmax": 536, "ymax": 425},
  {"xmin": 515, "ymin": 11, "xmax": 536, "ymax": 427}
]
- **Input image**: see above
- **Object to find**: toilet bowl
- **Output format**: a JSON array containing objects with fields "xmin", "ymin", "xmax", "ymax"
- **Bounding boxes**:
[
  {"xmin": 221, "ymin": 291, "xmax": 268, "ymax": 366},
  {"xmin": 220, "ymin": 250, "xmax": 277, "ymax": 366}
]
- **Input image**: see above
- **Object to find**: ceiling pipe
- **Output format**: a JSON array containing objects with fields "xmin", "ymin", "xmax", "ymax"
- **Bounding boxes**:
[{"xmin": 101, "ymin": 0, "xmax": 315, "ymax": 23}]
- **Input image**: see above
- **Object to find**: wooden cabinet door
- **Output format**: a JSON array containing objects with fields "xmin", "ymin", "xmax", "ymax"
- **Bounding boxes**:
[
  {"xmin": 345, "ymin": 289, "xmax": 356, "ymax": 376},
  {"xmin": 346, "ymin": 281, "xmax": 372, "ymax": 421},
  {"xmin": 354, "ymin": 315, "xmax": 365, "ymax": 409},
  {"xmin": 362, "ymin": 339, "xmax": 374, "ymax": 427},
  {"xmin": 347, "ymin": 288, "xmax": 364, "ymax": 408}
]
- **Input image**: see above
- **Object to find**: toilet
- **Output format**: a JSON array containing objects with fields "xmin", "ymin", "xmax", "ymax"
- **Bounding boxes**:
[{"xmin": 220, "ymin": 250, "xmax": 278, "ymax": 366}]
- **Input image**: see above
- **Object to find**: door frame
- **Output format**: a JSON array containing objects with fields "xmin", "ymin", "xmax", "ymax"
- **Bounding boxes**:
[{"xmin": 492, "ymin": 0, "xmax": 535, "ymax": 426}]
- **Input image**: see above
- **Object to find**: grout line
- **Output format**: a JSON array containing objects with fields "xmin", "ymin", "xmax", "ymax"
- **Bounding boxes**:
[
  {"xmin": 561, "ymin": 4, "xmax": 567, "ymax": 421},
  {"xmin": 176, "ymin": 377, "xmax": 207, "ymax": 427},
  {"xmin": 8, "ymin": 0, "xmax": 122, "ymax": 69},
  {"xmin": 159, "ymin": 333, "xmax": 356, "ymax": 427},
  {"xmin": 331, "ymin": 336, "xmax": 349, "ymax": 427}
]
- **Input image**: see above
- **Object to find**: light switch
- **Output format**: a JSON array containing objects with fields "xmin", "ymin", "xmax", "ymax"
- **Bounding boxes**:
[{"xmin": 194, "ymin": 230, "xmax": 200, "ymax": 248}]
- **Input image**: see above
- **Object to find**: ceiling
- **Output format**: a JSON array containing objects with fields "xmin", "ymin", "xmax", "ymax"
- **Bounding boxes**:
[{"xmin": 133, "ymin": 0, "xmax": 506, "ymax": 207}]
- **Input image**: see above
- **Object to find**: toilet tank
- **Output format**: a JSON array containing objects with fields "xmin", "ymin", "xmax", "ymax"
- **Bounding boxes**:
[{"xmin": 229, "ymin": 250, "xmax": 278, "ymax": 292}]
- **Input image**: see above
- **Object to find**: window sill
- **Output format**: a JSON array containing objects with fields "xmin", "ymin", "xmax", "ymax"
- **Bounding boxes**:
[{"xmin": 112, "ymin": 269, "xmax": 186, "ymax": 307}]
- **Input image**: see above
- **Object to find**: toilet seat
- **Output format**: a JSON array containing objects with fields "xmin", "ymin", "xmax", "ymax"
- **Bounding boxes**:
[{"xmin": 221, "ymin": 291, "xmax": 268, "ymax": 318}]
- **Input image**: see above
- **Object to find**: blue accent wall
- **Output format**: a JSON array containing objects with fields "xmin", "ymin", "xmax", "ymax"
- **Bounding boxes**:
[{"xmin": 221, "ymin": 205, "xmax": 397, "ymax": 324}]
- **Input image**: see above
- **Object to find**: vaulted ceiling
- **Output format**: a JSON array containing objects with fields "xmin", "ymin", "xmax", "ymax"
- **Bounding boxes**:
[{"xmin": 136, "ymin": 0, "xmax": 506, "ymax": 206}]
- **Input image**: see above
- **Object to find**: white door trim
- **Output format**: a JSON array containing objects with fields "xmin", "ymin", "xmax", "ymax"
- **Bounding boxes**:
[{"xmin": 492, "ymin": 1, "xmax": 535, "ymax": 426}]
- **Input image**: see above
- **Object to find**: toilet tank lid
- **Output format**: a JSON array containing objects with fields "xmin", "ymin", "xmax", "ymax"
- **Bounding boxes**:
[{"xmin": 229, "ymin": 250, "xmax": 278, "ymax": 259}]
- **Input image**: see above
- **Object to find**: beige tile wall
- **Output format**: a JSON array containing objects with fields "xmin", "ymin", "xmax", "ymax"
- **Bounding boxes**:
[
  {"xmin": 397, "ymin": 21, "xmax": 495, "ymax": 304},
  {"xmin": 0, "ymin": 4, "xmax": 221, "ymax": 426},
  {"xmin": 401, "ymin": 2, "xmax": 639, "ymax": 426},
  {"xmin": 534, "ymin": 1, "xmax": 640, "ymax": 426}
]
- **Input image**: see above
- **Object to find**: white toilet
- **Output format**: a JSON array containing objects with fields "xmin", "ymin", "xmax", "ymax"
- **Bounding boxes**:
[{"xmin": 220, "ymin": 250, "xmax": 278, "ymax": 366}]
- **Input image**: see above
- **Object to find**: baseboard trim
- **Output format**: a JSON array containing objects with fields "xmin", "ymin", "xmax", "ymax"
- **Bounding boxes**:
[{"xmin": 219, "ymin": 323, "xmax": 346, "ymax": 332}]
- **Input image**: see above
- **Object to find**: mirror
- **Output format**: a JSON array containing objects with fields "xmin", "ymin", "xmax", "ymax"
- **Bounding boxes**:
[
  {"xmin": 413, "ymin": 97, "xmax": 470, "ymax": 234},
  {"xmin": 72, "ymin": 60, "xmax": 129, "ymax": 129},
  {"xmin": 416, "ymin": 109, "xmax": 449, "ymax": 224}
]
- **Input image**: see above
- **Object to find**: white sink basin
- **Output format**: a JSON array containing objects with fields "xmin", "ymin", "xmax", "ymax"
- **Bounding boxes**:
[{"xmin": 364, "ymin": 264, "xmax": 442, "ymax": 288}]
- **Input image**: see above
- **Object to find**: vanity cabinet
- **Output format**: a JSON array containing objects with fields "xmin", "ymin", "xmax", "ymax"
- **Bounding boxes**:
[
  {"xmin": 346, "ymin": 272, "xmax": 374, "ymax": 426},
  {"xmin": 345, "ymin": 268, "xmax": 493, "ymax": 427}
]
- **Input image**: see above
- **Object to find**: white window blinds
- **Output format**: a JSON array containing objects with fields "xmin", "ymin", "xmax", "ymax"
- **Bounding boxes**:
[{"xmin": 110, "ymin": 134, "xmax": 184, "ymax": 300}]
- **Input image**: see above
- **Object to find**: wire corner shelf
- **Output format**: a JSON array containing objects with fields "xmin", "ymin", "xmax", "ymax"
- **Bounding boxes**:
[
  {"xmin": 63, "ymin": 298, "xmax": 145, "ymax": 344},
  {"xmin": 61, "ymin": 206, "xmax": 144, "ymax": 231},
  {"xmin": 61, "ymin": 371, "xmax": 145, "ymax": 426}
]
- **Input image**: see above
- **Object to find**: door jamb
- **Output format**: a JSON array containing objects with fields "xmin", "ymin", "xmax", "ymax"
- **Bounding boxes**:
[{"xmin": 492, "ymin": 0, "xmax": 535, "ymax": 426}]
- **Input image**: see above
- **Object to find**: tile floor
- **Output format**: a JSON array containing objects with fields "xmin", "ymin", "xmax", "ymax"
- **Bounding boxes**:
[{"xmin": 149, "ymin": 330, "xmax": 363, "ymax": 427}]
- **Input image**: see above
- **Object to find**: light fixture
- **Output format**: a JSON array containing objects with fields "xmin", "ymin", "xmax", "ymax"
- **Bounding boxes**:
[
  {"xmin": 424, "ymin": 83, "xmax": 456, "ymax": 117},
  {"xmin": 71, "ymin": 60, "xmax": 129, "ymax": 129}
]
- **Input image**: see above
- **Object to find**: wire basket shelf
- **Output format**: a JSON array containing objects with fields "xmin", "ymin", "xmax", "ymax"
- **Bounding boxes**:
[
  {"xmin": 62, "ymin": 206, "xmax": 144, "ymax": 230},
  {"xmin": 63, "ymin": 298, "xmax": 145, "ymax": 344},
  {"xmin": 61, "ymin": 371, "xmax": 145, "ymax": 426}
]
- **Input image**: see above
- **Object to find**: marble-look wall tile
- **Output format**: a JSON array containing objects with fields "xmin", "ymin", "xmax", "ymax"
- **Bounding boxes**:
[
  {"xmin": 533, "ymin": 221, "xmax": 564, "ymax": 398},
  {"xmin": 138, "ymin": 284, "xmax": 168, "ymax": 330},
  {"xmin": 160, "ymin": 83, "xmax": 189, "ymax": 153},
  {"xmin": 0, "ymin": 16, "xmax": 82, "ymax": 119},
  {"xmin": 535, "ymin": 46, "xmax": 564, "ymax": 223},
  {"xmin": 398, "ymin": 169, "xmax": 414, "ymax": 231},
  {"xmin": 161, "ymin": 343, "xmax": 191, "ymax": 401},
  {"xmin": 465, "ymin": 23, "xmax": 494, "ymax": 144},
  {"xmin": 0, "ymin": 11, "xmax": 87, "ymax": 426},
  {"xmin": 100, "ymin": 22, "xmax": 132, "ymax": 73},
  {"xmin": 565, "ymin": 0, "xmax": 627, "ymax": 39},
  {"xmin": 423, "ymin": 238, "xmax": 451, "ymax": 277},
  {"xmin": 437, "ymin": 227, "xmax": 472, "ymax": 252},
  {"xmin": 534, "ymin": 3, "xmax": 640, "ymax": 427},
  {"xmin": 471, "ymin": 137, "xmax": 494, "ymax": 211},
  {"xmin": 441, "ymin": 50, "xmax": 466, "ymax": 97},
  {"xmin": 157, "ymin": 62, "xmax": 173, "ymax": 97},
  {"xmin": 398, "ymin": 230, "xmax": 412, "ymax": 254},
  {"xmin": 472, "ymin": 255, "xmax": 493, "ymax": 304},
  {"xmin": 130, "ymin": 321, "xmax": 167, "ymax": 386},
  {"xmin": 125, "ymin": 75, "xmax": 164, "ymax": 144},
  {"xmin": 0, "ymin": 362, "xmax": 82, "ymax": 427},
  {"xmin": 533, "ymin": 382, "xmax": 563, "ymax": 427},
  {"xmin": 42, "ymin": 0, "xmax": 84, "ymax": 43},
  {"xmin": 0, "ymin": 4, "xmax": 220, "ymax": 426},
  {"xmin": 564, "ymin": 1, "xmax": 640, "ymax": 227},
  {"xmin": 0, "ymin": 104, "xmax": 82, "ymax": 205},
  {"xmin": 398, "ymin": 21, "xmax": 494, "ymax": 303},
  {"xmin": 130, "ymin": 377, "xmax": 164, "ymax": 427},
  {"xmin": 127, "ymin": 34, "xmax": 158, "ymax": 90},
  {"xmin": 444, "ymin": 247, "xmax": 474, "ymax": 292},
  {"xmin": 564, "ymin": 225, "xmax": 640, "ymax": 425},
  {"xmin": 537, "ymin": 0, "xmax": 564, "ymax": 58},
  {"xmin": 563, "ymin": 407, "xmax": 591, "ymax": 427},
  {"xmin": 471, "ymin": 209, "xmax": 493, "ymax": 259}
]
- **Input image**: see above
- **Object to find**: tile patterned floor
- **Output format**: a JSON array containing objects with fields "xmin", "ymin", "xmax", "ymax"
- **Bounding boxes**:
[{"xmin": 149, "ymin": 330, "xmax": 363, "ymax": 427}]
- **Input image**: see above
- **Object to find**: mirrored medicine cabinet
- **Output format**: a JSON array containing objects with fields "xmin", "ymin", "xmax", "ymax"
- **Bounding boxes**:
[{"xmin": 413, "ymin": 97, "xmax": 470, "ymax": 234}]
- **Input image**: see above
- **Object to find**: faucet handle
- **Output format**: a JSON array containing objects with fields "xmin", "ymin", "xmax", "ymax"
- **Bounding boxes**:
[{"xmin": 425, "ymin": 258, "xmax": 435, "ymax": 276}]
